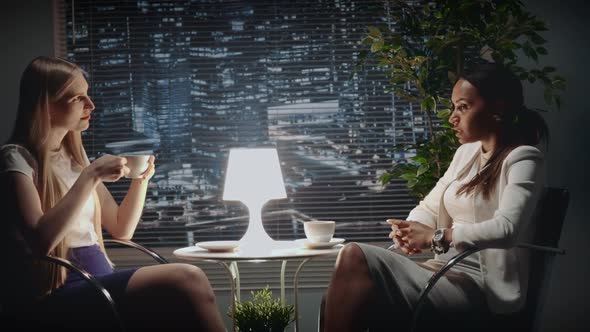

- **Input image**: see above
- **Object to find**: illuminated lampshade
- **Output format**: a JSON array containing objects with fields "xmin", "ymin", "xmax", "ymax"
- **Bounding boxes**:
[{"xmin": 223, "ymin": 148, "xmax": 287, "ymax": 249}]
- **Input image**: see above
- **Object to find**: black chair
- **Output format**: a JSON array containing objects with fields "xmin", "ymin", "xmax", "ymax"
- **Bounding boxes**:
[
  {"xmin": 410, "ymin": 187, "xmax": 569, "ymax": 332},
  {"xmin": 0, "ymin": 239, "xmax": 168, "ymax": 331}
]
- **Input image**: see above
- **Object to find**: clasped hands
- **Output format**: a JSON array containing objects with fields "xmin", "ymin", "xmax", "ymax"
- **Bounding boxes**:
[{"xmin": 387, "ymin": 219, "xmax": 435, "ymax": 256}]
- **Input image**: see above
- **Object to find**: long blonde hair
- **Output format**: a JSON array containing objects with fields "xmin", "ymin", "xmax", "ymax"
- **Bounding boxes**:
[{"xmin": 11, "ymin": 56, "xmax": 108, "ymax": 295}]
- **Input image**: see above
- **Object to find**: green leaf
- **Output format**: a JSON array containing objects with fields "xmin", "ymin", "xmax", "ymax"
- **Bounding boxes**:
[
  {"xmin": 421, "ymin": 96, "xmax": 436, "ymax": 112},
  {"xmin": 555, "ymin": 95, "xmax": 562, "ymax": 109},
  {"xmin": 378, "ymin": 58, "xmax": 390, "ymax": 66},
  {"xmin": 533, "ymin": 20, "xmax": 548, "ymax": 31},
  {"xmin": 420, "ymin": 99, "xmax": 429, "ymax": 112},
  {"xmin": 411, "ymin": 156, "xmax": 428, "ymax": 164},
  {"xmin": 543, "ymin": 89, "xmax": 553, "ymax": 105},
  {"xmin": 400, "ymin": 173, "xmax": 416, "ymax": 180},
  {"xmin": 371, "ymin": 40, "xmax": 384, "ymax": 53},
  {"xmin": 530, "ymin": 33, "xmax": 546, "ymax": 45},
  {"xmin": 438, "ymin": 97, "xmax": 452, "ymax": 108},
  {"xmin": 538, "ymin": 75, "xmax": 551, "ymax": 85},
  {"xmin": 437, "ymin": 108, "xmax": 452, "ymax": 118},
  {"xmin": 361, "ymin": 37, "xmax": 373, "ymax": 46},
  {"xmin": 417, "ymin": 164, "xmax": 429, "ymax": 176},
  {"xmin": 367, "ymin": 26, "xmax": 382, "ymax": 38},
  {"xmin": 379, "ymin": 172, "xmax": 392, "ymax": 185},
  {"xmin": 552, "ymin": 76, "xmax": 566, "ymax": 89},
  {"xmin": 522, "ymin": 41, "xmax": 535, "ymax": 57}
]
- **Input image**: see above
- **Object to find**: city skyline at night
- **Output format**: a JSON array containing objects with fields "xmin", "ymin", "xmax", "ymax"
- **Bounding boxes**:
[{"xmin": 66, "ymin": 0, "xmax": 427, "ymax": 246}]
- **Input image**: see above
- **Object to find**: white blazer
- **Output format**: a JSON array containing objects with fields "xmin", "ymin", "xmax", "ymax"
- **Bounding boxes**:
[{"xmin": 407, "ymin": 141, "xmax": 544, "ymax": 314}]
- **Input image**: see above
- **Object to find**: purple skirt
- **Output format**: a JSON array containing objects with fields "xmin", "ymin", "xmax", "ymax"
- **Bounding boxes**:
[
  {"xmin": 31, "ymin": 244, "xmax": 138, "ymax": 329},
  {"xmin": 63, "ymin": 244, "xmax": 117, "ymax": 287}
]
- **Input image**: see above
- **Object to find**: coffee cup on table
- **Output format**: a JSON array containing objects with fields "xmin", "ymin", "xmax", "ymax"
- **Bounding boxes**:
[
  {"xmin": 120, "ymin": 154, "xmax": 150, "ymax": 178},
  {"xmin": 304, "ymin": 221, "xmax": 336, "ymax": 243}
]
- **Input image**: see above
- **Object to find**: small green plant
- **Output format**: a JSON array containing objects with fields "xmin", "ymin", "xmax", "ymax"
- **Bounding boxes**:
[{"xmin": 229, "ymin": 286, "xmax": 295, "ymax": 332}]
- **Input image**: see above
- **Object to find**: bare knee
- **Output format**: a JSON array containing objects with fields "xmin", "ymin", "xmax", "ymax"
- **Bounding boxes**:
[
  {"xmin": 169, "ymin": 264, "xmax": 216, "ymax": 303},
  {"xmin": 169, "ymin": 263, "xmax": 208, "ymax": 285},
  {"xmin": 133, "ymin": 263, "xmax": 217, "ymax": 307},
  {"xmin": 334, "ymin": 243, "xmax": 369, "ymax": 276}
]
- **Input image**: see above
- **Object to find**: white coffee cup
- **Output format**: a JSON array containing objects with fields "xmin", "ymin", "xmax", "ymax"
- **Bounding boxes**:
[
  {"xmin": 120, "ymin": 154, "xmax": 150, "ymax": 178},
  {"xmin": 304, "ymin": 221, "xmax": 336, "ymax": 243}
]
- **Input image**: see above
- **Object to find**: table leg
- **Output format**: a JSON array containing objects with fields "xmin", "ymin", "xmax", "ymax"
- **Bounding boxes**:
[
  {"xmin": 280, "ymin": 260, "xmax": 287, "ymax": 305},
  {"xmin": 230, "ymin": 261, "xmax": 241, "ymax": 302},
  {"xmin": 217, "ymin": 261, "xmax": 240, "ymax": 332},
  {"xmin": 293, "ymin": 258, "xmax": 312, "ymax": 332}
]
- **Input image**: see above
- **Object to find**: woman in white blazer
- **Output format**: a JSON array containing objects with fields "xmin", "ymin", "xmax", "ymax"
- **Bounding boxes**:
[{"xmin": 323, "ymin": 63, "xmax": 549, "ymax": 332}]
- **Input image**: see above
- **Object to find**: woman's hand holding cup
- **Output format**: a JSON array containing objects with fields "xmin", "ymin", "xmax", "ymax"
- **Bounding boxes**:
[
  {"xmin": 86, "ymin": 154, "xmax": 129, "ymax": 182},
  {"xmin": 117, "ymin": 154, "xmax": 155, "ymax": 184},
  {"xmin": 136, "ymin": 155, "xmax": 155, "ymax": 184}
]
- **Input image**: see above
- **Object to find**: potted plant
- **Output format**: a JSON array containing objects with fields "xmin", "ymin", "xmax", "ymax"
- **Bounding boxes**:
[
  {"xmin": 229, "ymin": 286, "xmax": 295, "ymax": 332},
  {"xmin": 359, "ymin": 0, "xmax": 565, "ymax": 199}
]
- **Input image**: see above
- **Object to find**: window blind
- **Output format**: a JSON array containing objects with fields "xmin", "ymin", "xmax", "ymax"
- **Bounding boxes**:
[{"xmin": 57, "ymin": 0, "xmax": 430, "ymax": 248}]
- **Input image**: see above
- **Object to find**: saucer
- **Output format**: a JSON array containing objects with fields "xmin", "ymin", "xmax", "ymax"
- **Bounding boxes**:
[
  {"xmin": 195, "ymin": 241, "xmax": 239, "ymax": 252},
  {"xmin": 295, "ymin": 238, "xmax": 345, "ymax": 249}
]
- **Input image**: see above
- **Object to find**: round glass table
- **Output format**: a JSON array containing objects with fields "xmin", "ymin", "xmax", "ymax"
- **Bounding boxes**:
[{"xmin": 174, "ymin": 240, "xmax": 343, "ymax": 332}]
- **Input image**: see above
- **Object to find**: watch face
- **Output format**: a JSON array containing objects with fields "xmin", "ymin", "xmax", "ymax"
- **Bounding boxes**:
[{"xmin": 434, "ymin": 230, "xmax": 444, "ymax": 242}]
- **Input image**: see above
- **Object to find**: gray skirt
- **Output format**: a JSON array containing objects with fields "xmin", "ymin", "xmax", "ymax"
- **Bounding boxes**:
[{"xmin": 355, "ymin": 242, "xmax": 490, "ymax": 331}]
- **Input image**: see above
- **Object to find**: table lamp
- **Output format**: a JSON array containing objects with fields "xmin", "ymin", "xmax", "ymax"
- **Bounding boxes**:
[{"xmin": 223, "ymin": 148, "xmax": 287, "ymax": 250}]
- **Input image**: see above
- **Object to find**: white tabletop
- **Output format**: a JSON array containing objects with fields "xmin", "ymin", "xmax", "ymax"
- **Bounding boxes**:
[{"xmin": 173, "ymin": 240, "xmax": 343, "ymax": 261}]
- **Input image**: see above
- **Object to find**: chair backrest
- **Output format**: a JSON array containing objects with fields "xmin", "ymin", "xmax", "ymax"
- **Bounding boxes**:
[{"xmin": 523, "ymin": 187, "xmax": 569, "ymax": 331}]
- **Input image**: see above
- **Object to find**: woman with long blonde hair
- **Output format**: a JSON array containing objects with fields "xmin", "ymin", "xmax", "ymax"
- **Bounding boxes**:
[{"xmin": 0, "ymin": 56, "xmax": 225, "ymax": 331}]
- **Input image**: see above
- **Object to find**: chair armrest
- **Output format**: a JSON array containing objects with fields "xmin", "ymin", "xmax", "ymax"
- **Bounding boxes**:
[
  {"xmin": 103, "ymin": 239, "xmax": 168, "ymax": 264},
  {"xmin": 36, "ymin": 255, "xmax": 124, "ymax": 331},
  {"xmin": 409, "ymin": 243, "xmax": 564, "ymax": 332},
  {"xmin": 409, "ymin": 247, "xmax": 481, "ymax": 332},
  {"xmin": 516, "ymin": 243, "xmax": 565, "ymax": 255}
]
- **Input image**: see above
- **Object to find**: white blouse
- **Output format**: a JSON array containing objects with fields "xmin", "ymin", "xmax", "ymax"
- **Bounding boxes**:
[
  {"xmin": 423, "ymin": 148, "xmax": 494, "ymax": 287},
  {"xmin": 0, "ymin": 144, "xmax": 98, "ymax": 248}
]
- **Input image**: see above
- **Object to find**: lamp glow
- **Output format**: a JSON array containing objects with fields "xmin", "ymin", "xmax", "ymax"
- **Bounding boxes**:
[{"xmin": 223, "ymin": 148, "xmax": 287, "ymax": 250}]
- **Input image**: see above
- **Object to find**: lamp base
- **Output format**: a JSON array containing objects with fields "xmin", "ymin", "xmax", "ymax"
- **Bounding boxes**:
[
  {"xmin": 238, "ymin": 230, "xmax": 276, "ymax": 253},
  {"xmin": 235, "ymin": 202, "xmax": 278, "ymax": 253}
]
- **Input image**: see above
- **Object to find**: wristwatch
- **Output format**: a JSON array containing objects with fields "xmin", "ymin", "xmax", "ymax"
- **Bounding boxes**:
[{"xmin": 431, "ymin": 229, "xmax": 450, "ymax": 254}]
